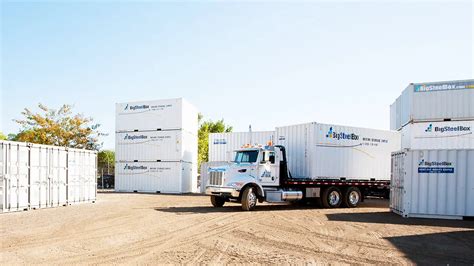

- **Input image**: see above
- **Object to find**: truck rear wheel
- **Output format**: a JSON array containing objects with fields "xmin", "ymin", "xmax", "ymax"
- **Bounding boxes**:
[
  {"xmin": 342, "ymin": 187, "xmax": 361, "ymax": 208},
  {"xmin": 321, "ymin": 186, "xmax": 342, "ymax": 208},
  {"xmin": 210, "ymin": 196, "xmax": 225, "ymax": 207},
  {"xmin": 241, "ymin": 187, "xmax": 257, "ymax": 211}
]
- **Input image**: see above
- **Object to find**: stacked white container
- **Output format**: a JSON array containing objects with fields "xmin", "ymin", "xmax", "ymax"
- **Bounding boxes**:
[
  {"xmin": 115, "ymin": 98, "xmax": 198, "ymax": 193},
  {"xmin": 390, "ymin": 80, "xmax": 474, "ymax": 219}
]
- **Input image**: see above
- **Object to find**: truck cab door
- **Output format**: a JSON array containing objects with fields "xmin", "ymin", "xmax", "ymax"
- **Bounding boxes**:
[{"xmin": 258, "ymin": 151, "xmax": 279, "ymax": 186}]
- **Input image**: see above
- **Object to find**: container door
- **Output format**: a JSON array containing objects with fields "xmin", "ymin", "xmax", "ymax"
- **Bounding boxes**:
[
  {"xmin": 29, "ymin": 147, "xmax": 41, "ymax": 208},
  {"xmin": 58, "ymin": 150, "xmax": 67, "ymax": 205},
  {"xmin": 0, "ymin": 143, "xmax": 5, "ymax": 211},
  {"xmin": 390, "ymin": 152, "xmax": 406, "ymax": 215}
]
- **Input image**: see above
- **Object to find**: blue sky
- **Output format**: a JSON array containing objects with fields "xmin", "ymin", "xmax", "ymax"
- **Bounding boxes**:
[{"xmin": 1, "ymin": 1, "xmax": 472, "ymax": 149}]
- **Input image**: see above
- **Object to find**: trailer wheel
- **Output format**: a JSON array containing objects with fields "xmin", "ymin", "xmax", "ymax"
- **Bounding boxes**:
[
  {"xmin": 241, "ymin": 187, "xmax": 257, "ymax": 211},
  {"xmin": 210, "ymin": 196, "xmax": 225, "ymax": 207},
  {"xmin": 342, "ymin": 187, "xmax": 361, "ymax": 208},
  {"xmin": 321, "ymin": 186, "xmax": 342, "ymax": 208}
]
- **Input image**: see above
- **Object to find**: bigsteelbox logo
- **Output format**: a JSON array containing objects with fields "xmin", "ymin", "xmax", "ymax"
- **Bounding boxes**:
[
  {"xmin": 213, "ymin": 139, "xmax": 227, "ymax": 145},
  {"xmin": 424, "ymin": 123, "xmax": 471, "ymax": 133},
  {"xmin": 418, "ymin": 159, "xmax": 452, "ymax": 167},
  {"xmin": 326, "ymin": 127, "xmax": 359, "ymax": 140},
  {"xmin": 414, "ymin": 82, "xmax": 474, "ymax": 92},
  {"xmin": 418, "ymin": 159, "xmax": 454, "ymax": 174},
  {"xmin": 124, "ymin": 104, "xmax": 150, "ymax": 111},
  {"xmin": 124, "ymin": 164, "xmax": 147, "ymax": 170},
  {"xmin": 123, "ymin": 134, "xmax": 148, "ymax": 140}
]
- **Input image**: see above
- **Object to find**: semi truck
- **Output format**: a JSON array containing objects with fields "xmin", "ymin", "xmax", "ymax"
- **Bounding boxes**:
[
  {"xmin": 204, "ymin": 122, "xmax": 400, "ymax": 210},
  {"xmin": 205, "ymin": 144, "xmax": 390, "ymax": 210}
]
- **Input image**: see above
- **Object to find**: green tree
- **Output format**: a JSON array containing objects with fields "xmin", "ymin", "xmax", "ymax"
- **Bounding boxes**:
[
  {"xmin": 0, "ymin": 131, "xmax": 7, "ymax": 140},
  {"xmin": 13, "ymin": 103, "xmax": 104, "ymax": 150},
  {"xmin": 98, "ymin": 150, "xmax": 115, "ymax": 175},
  {"xmin": 198, "ymin": 113, "xmax": 233, "ymax": 169}
]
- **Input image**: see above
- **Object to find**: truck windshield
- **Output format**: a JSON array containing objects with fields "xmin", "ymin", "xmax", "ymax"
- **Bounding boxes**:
[{"xmin": 234, "ymin": 150, "xmax": 259, "ymax": 163}]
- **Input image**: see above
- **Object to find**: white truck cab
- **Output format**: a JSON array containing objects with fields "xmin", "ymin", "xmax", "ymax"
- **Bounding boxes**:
[{"xmin": 205, "ymin": 145, "xmax": 302, "ymax": 210}]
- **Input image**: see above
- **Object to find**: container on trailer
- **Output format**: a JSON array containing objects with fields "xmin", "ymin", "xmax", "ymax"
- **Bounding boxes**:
[
  {"xmin": 115, "ymin": 98, "xmax": 198, "ymax": 133},
  {"xmin": 390, "ymin": 80, "xmax": 474, "ymax": 130},
  {"xmin": 401, "ymin": 120, "xmax": 474, "ymax": 150},
  {"xmin": 276, "ymin": 122, "xmax": 401, "ymax": 180},
  {"xmin": 115, "ymin": 130, "xmax": 197, "ymax": 162},
  {"xmin": 208, "ymin": 131, "xmax": 275, "ymax": 162},
  {"xmin": 391, "ymin": 149, "xmax": 474, "ymax": 219},
  {"xmin": 115, "ymin": 161, "xmax": 196, "ymax": 193}
]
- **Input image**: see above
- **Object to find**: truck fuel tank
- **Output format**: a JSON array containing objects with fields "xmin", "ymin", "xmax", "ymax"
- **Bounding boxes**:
[{"xmin": 265, "ymin": 190, "xmax": 303, "ymax": 203}]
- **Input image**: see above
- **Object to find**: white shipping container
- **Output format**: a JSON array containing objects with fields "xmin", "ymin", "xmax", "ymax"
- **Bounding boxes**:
[
  {"xmin": 0, "ymin": 141, "xmax": 29, "ymax": 212},
  {"xmin": 391, "ymin": 149, "xmax": 474, "ymax": 219},
  {"xmin": 115, "ymin": 130, "xmax": 197, "ymax": 162},
  {"xmin": 29, "ymin": 144, "xmax": 68, "ymax": 208},
  {"xmin": 0, "ymin": 140, "xmax": 97, "ymax": 213},
  {"xmin": 401, "ymin": 121, "xmax": 474, "ymax": 149},
  {"xmin": 276, "ymin": 123, "xmax": 401, "ymax": 180},
  {"xmin": 115, "ymin": 161, "xmax": 196, "ymax": 193},
  {"xmin": 116, "ymin": 98, "xmax": 198, "ymax": 133},
  {"xmin": 390, "ymin": 80, "xmax": 474, "ymax": 130},
  {"xmin": 68, "ymin": 149, "xmax": 97, "ymax": 203},
  {"xmin": 208, "ymin": 131, "xmax": 275, "ymax": 162}
]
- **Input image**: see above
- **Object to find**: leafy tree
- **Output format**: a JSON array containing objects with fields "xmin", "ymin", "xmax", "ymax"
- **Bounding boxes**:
[
  {"xmin": 98, "ymin": 150, "xmax": 115, "ymax": 175},
  {"xmin": 0, "ymin": 132, "xmax": 7, "ymax": 140},
  {"xmin": 198, "ymin": 113, "xmax": 233, "ymax": 168},
  {"xmin": 13, "ymin": 103, "xmax": 104, "ymax": 150}
]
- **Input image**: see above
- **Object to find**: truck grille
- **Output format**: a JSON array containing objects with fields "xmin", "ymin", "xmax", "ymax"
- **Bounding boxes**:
[{"xmin": 209, "ymin": 171, "xmax": 223, "ymax": 186}]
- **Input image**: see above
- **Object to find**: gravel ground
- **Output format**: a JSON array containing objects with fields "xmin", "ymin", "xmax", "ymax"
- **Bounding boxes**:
[{"xmin": 1, "ymin": 192, "xmax": 473, "ymax": 264}]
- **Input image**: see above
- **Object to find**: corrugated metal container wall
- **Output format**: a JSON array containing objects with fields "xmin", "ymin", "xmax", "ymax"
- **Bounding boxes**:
[
  {"xmin": 68, "ymin": 149, "xmax": 97, "ymax": 203},
  {"xmin": 29, "ymin": 145, "xmax": 52, "ymax": 208},
  {"xmin": 115, "ymin": 98, "xmax": 198, "ymax": 133},
  {"xmin": 115, "ymin": 130, "xmax": 197, "ymax": 162},
  {"xmin": 390, "ymin": 80, "xmax": 474, "ymax": 130},
  {"xmin": 1, "ymin": 141, "xmax": 29, "ymax": 212},
  {"xmin": 401, "ymin": 121, "xmax": 474, "ymax": 149},
  {"xmin": 0, "ymin": 142, "xmax": 4, "ymax": 211},
  {"xmin": 208, "ymin": 131, "xmax": 275, "ymax": 162},
  {"xmin": 1, "ymin": 140, "xmax": 97, "ymax": 213},
  {"xmin": 276, "ymin": 123, "xmax": 401, "ymax": 180},
  {"xmin": 391, "ymin": 149, "xmax": 474, "ymax": 219},
  {"xmin": 115, "ymin": 161, "xmax": 194, "ymax": 193}
]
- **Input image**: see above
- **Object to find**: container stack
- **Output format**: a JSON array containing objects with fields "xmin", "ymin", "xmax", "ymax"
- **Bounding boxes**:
[
  {"xmin": 0, "ymin": 141, "xmax": 97, "ymax": 213},
  {"xmin": 390, "ymin": 79, "xmax": 474, "ymax": 219},
  {"xmin": 115, "ymin": 98, "xmax": 198, "ymax": 193}
]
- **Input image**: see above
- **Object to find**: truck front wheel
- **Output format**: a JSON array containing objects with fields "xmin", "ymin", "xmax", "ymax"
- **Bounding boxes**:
[
  {"xmin": 342, "ymin": 187, "xmax": 361, "ymax": 208},
  {"xmin": 210, "ymin": 196, "xmax": 225, "ymax": 207},
  {"xmin": 321, "ymin": 186, "xmax": 342, "ymax": 208},
  {"xmin": 241, "ymin": 187, "xmax": 257, "ymax": 211}
]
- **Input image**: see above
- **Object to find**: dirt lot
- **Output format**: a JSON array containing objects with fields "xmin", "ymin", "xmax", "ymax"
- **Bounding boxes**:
[{"xmin": 1, "ymin": 193, "xmax": 473, "ymax": 264}]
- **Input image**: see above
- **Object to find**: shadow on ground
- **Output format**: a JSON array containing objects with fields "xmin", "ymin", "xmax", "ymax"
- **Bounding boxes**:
[
  {"xmin": 326, "ymin": 211, "xmax": 474, "ymax": 229},
  {"xmin": 154, "ymin": 199, "xmax": 389, "ymax": 214},
  {"xmin": 384, "ymin": 230, "xmax": 474, "ymax": 265}
]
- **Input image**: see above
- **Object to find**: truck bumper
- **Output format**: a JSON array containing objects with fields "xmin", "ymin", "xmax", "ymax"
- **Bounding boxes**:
[{"xmin": 205, "ymin": 186, "xmax": 240, "ymax": 198}]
